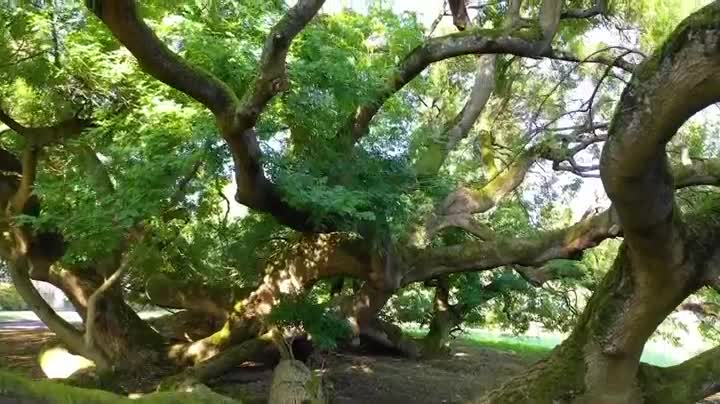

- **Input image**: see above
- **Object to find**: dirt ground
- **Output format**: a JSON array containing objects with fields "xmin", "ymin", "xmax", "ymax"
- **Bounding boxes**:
[
  {"xmin": 0, "ymin": 329, "xmax": 532, "ymax": 403},
  {"xmin": 212, "ymin": 343, "xmax": 533, "ymax": 404},
  {"xmin": 1, "ymin": 329, "xmax": 718, "ymax": 403}
]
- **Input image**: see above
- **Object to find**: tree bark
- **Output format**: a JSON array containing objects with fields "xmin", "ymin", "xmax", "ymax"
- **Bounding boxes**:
[
  {"xmin": 45, "ymin": 266, "xmax": 166, "ymax": 368},
  {"xmin": 0, "ymin": 368, "xmax": 241, "ymax": 404},
  {"xmin": 338, "ymin": 282, "xmax": 422, "ymax": 357},
  {"xmin": 477, "ymin": 243, "xmax": 698, "ymax": 403},
  {"xmin": 170, "ymin": 233, "xmax": 372, "ymax": 364},
  {"xmin": 421, "ymin": 277, "xmax": 462, "ymax": 357},
  {"xmin": 5, "ymin": 257, "xmax": 110, "ymax": 370}
]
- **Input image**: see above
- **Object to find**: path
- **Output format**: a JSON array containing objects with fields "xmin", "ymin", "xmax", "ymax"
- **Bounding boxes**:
[{"xmin": 0, "ymin": 310, "xmax": 168, "ymax": 330}]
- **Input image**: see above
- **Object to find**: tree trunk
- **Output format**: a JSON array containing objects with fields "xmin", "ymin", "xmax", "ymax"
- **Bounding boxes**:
[
  {"xmin": 7, "ymin": 257, "xmax": 110, "ymax": 369},
  {"xmin": 340, "ymin": 282, "xmax": 422, "ymax": 357},
  {"xmin": 421, "ymin": 277, "xmax": 462, "ymax": 357},
  {"xmin": 47, "ymin": 267, "xmax": 165, "ymax": 368},
  {"xmin": 477, "ymin": 243, "xmax": 697, "ymax": 404},
  {"xmin": 171, "ymin": 233, "xmax": 372, "ymax": 364}
]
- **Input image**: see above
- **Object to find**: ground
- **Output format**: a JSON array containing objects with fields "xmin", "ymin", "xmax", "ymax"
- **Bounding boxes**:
[
  {"xmin": 0, "ymin": 316, "xmax": 718, "ymax": 403},
  {"xmin": 0, "ymin": 327, "xmax": 540, "ymax": 403}
]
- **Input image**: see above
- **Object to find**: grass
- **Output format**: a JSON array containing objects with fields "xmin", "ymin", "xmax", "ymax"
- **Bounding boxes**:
[
  {"xmin": 460, "ymin": 335, "xmax": 551, "ymax": 361},
  {"xmin": 403, "ymin": 325, "xmax": 694, "ymax": 367}
]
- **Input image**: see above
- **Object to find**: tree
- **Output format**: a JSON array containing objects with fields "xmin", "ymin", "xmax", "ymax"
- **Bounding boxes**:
[{"xmin": 5, "ymin": 0, "xmax": 720, "ymax": 402}]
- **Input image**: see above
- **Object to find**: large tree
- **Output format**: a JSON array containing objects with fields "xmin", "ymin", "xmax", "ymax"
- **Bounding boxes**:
[{"xmin": 5, "ymin": 0, "xmax": 720, "ymax": 402}]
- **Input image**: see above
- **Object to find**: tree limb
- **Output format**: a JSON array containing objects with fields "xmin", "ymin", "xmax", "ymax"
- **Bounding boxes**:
[
  {"xmin": 414, "ymin": 54, "xmax": 497, "ymax": 178},
  {"xmin": 548, "ymin": 49, "xmax": 637, "ymax": 72},
  {"xmin": 640, "ymin": 346, "xmax": 720, "ymax": 404},
  {"xmin": 539, "ymin": 0, "xmax": 563, "ymax": 47},
  {"xmin": 0, "ymin": 105, "xmax": 91, "ymax": 146},
  {"xmin": 77, "ymin": 145, "xmax": 115, "ymax": 194},
  {"xmin": 404, "ymin": 208, "xmax": 621, "ymax": 284},
  {"xmin": 233, "ymin": 0, "xmax": 326, "ymax": 138},
  {"xmin": 561, "ymin": 0, "xmax": 608, "ymax": 19},
  {"xmin": 600, "ymin": 5, "xmax": 720, "ymax": 270},
  {"xmin": 84, "ymin": 254, "xmax": 131, "ymax": 351},
  {"xmin": 5, "ymin": 254, "xmax": 110, "ymax": 369},
  {"xmin": 87, "ymin": 0, "xmax": 238, "ymax": 116},
  {"xmin": 10, "ymin": 146, "xmax": 39, "ymax": 214},
  {"xmin": 673, "ymin": 157, "xmax": 720, "ymax": 188},
  {"xmin": 448, "ymin": 0, "xmax": 470, "ymax": 31},
  {"xmin": 0, "ymin": 107, "xmax": 26, "ymax": 134},
  {"xmin": 343, "ymin": 27, "xmax": 631, "ymax": 142},
  {"xmin": 90, "ymin": 0, "xmax": 335, "ymax": 232}
]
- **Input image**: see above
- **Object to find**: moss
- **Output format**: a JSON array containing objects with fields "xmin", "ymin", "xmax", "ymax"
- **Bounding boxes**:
[
  {"xmin": 0, "ymin": 369, "xmax": 242, "ymax": 404},
  {"xmin": 413, "ymin": 142, "xmax": 447, "ymax": 179},
  {"xmin": 513, "ymin": 22, "xmax": 543, "ymax": 42},
  {"xmin": 209, "ymin": 321, "xmax": 233, "ymax": 346},
  {"xmin": 632, "ymin": 1, "xmax": 720, "ymax": 83}
]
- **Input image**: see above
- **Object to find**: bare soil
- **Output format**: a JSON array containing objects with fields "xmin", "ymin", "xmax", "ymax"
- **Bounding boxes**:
[
  {"xmin": 212, "ymin": 342, "xmax": 532, "ymax": 404},
  {"xmin": 1, "ymin": 329, "xmax": 718, "ymax": 403},
  {"xmin": 0, "ymin": 329, "xmax": 531, "ymax": 403}
]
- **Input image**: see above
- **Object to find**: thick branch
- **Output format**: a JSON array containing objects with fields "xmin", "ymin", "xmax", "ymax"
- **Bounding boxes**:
[
  {"xmin": 78, "ymin": 145, "xmax": 115, "ymax": 194},
  {"xmin": 514, "ymin": 259, "xmax": 587, "ymax": 287},
  {"xmin": 673, "ymin": 157, "xmax": 720, "ymax": 188},
  {"xmin": 6, "ymin": 256, "xmax": 110, "ymax": 368},
  {"xmin": 145, "ymin": 273, "xmax": 252, "ymax": 319},
  {"xmin": 344, "ymin": 28, "xmax": 610, "ymax": 142},
  {"xmin": 90, "ymin": 0, "xmax": 333, "ymax": 232},
  {"xmin": 235, "ymin": 0, "xmax": 326, "ymax": 133},
  {"xmin": 640, "ymin": 346, "xmax": 720, "ymax": 404},
  {"xmin": 84, "ymin": 255, "xmax": 130, "ymax": 350},
  {"xmin": 448, "ymin": 0, "xmax": 470, "ymax": 31},
  {"xmin": 414, "ymin": 54, "xmax": 497, "ymax": 178},
  {"xmin": 600, "ymin": 3, "xmax": 720, "ymax": 268},
  {"xmin": 10, "ymin": 146, "xmax": 39, "ymax": 213},
  {"xmin": 0, "ymin": 108, "xmax": 26, "ymax": 134},
  {"xmin": 428, "ymin": 150, "xmax": 534, "ymax": 236},
  {"xmin": 404, "ymin": 208, "xmax": 621, "ymax": 284},
  {"xmin": 539, "ymin": 0, "xmax": 562, "ymax": 45},
  {"xmin": 88, "ymin": 0, "xmax": 237, "ymax": 116},
  {"xmin": 0, "ymin": 106, "xmax": 91, "ymax": 146},
  {"xmin": 505, "ymin": 0, "xmax": 523, "ymax": 29},
  {"xmin": 561, "ymin": 0, "xmax": 608, "ymax": 19}
]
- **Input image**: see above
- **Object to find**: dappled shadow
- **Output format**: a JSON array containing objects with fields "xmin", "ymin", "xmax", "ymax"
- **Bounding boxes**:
[
  {"xmin": 0, "ymin": 330, "xmax": 55, "ymax": 378},
  {"xmin": 213, "ymin": 340, "xmax": 535, "ymax": 404}
]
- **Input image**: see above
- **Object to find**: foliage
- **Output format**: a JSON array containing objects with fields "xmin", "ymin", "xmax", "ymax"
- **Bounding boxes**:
[
  {"xmin": 0, "ymin": 283, "xmax": 28, "ymax": 310},
  {"xmin": 383, "ymin": 284, "xmax": 434, "ymax": 324},
  {"xmin": 267, "ymin": 294, "xmax": 352, "ymax": 350}
]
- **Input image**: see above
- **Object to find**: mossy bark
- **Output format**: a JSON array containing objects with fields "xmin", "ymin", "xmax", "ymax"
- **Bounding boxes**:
[
  {"xmin": 477, "ymin": 244, "xmax": 697, "ymax": 404},
  {"xmin": 420, "ymin": 277, "xmax": 462, "ymax": 358},
  {"xmin": 172, "ymin": 234, "xmax": 372, "ymax": 364},
  {"xmin": 0, "ymin": 369, "xmax": 241, "ymax": 404},
  {"xmin": 50, "ymin": 267, "xmax": 166, "ymax": 369}
]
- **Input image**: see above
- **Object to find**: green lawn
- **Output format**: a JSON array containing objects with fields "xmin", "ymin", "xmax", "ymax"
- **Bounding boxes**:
[
  {"xmin": 0, "ymin": 311, "xmax": 701, "ymax": 368},
  {"xmin": 405, "ymin": 326, "xmax": 693, "ymax": 367}
]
